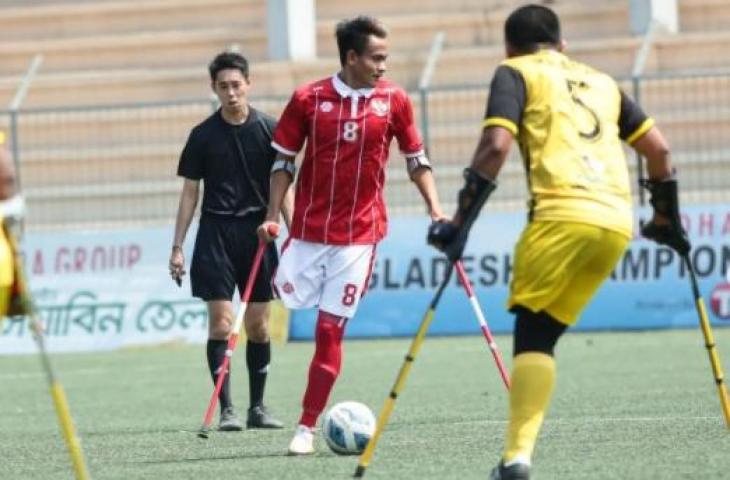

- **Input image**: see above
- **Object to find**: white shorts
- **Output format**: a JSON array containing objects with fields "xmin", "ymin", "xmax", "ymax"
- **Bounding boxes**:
[{"xmin": 273, "ymin": 239, "xmax": 376, "ymax": 318}]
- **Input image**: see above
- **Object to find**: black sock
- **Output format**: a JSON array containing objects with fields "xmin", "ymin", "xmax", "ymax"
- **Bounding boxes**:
[
  {"xmin": 206, "ymin": 339, "xmax": 232, "ymax": 411},
  {"xmin": 246, "ymin": 340, "xmax": 270, "ymax": 409}
]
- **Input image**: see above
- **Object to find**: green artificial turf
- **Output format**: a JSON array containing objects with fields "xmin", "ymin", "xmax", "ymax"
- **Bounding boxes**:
[{"xmin": 1, "ymin": 329, "xmax": 729, "ymax": 479}]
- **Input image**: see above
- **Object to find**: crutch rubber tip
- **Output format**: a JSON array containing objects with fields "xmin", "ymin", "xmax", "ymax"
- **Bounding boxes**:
[
  {"xmin": 353, "ymin": 466, "xmax": 366, "ymax": 478},
  {"xmin": 197, "ymin": 427, "xmax": 210, "ymax": 439}
]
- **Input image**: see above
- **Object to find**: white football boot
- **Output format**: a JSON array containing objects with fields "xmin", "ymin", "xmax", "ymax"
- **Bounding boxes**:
[{"xmin": 287, "ymin": 424, "xmax": 315, "ymax": 455}]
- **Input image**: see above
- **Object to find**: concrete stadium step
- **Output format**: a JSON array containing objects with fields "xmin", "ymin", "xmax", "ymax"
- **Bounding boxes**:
[
  {"xmin": 11, "ymin": 69, "xmax": 729, "ymax": 139},
  {"xmin": 0, "ymin": 2, "xmax": 631, "ymax": 77},
  {"xmin": 0, "ymin": 0, "xmax": 621, "ymax": 42},
  {"xmin": 10, "ymin": 99, "xmax": 292, "ymax": 148},
  {"xmin": 0, "ymin": 62, "xmax": 327, "ymax": 108},
  {"xmin": 0, "ymin": 0, "xmax": 723, "ymax": 81},
  {"xmin": 0, "ymin": 0, "xmax": 720, "ymax": 50},
  {"xmin": 315, "ymin": 0, "xmax": 508, "ymax": 18},
  {"xmin": 3, "ymin": 27, "xmax": 729, "ymax": 107},
  {"xmin": 0, "ymin": 43, "xmax": 653, "ymax": 108},
  {"xmin": 314, "ymin": 0, "xmax": 624, "ymax": 19},
  {"xmin": 0, "ymin": 0, "xmax": 264, "ymax": 41},
  {"xmin": 652, "ymin": 31, "xmax": 730, "ymax": 72},
  {"xmin": 680, "ymin": 0, "xmax": 730, "ymax": 33},
  {"xmin": 0, "ymin": 28, "xmax": 266, "ymax": 76},
  {"xmin": 11, "ymin": 84, "xmax": 730, "ymax": 161},
  {"xmin": 316, "ymin": 2, "xmax": 631, "ymax": 58}
]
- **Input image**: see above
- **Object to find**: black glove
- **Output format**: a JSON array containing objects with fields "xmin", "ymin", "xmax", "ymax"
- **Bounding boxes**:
[
  {"xmin": 427, "ymin": 220, "xmax": 464, "ymax": 262},
  {"xmin": 640, "ymin": 178, "xmax": 690, "ymax": 255},
  {"xmin": 426, "ymin": 168, "xmax": 497, "ymax": 262},
  {"xmin": 641, "ymin": 220, "xmax": 690, "ymax": 256}
]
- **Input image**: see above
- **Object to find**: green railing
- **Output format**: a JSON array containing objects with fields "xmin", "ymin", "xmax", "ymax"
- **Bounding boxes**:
[{"xmin": 2, "ymin": 70, "xmax": 729, "ymax": 230}]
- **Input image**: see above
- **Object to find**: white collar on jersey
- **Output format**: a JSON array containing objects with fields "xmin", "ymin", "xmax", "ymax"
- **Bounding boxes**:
[{"xmin": 331, "ymin": 74, "xmax": 375, "ymax": 99}]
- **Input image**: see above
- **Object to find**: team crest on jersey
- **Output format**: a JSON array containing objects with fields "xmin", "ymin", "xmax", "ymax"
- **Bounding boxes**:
[
  {"xmin": 371, "ymin": 99, "xmax": 389, "ymax": 116},
  {"xmin": 320, "ymin": 101, "xmax": 334, "ymax": 113}
]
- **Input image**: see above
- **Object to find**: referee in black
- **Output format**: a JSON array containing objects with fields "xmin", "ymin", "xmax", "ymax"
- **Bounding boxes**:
[{"xmin": 169, "ymin": 51, "xmax": 292, "ymax": 431}]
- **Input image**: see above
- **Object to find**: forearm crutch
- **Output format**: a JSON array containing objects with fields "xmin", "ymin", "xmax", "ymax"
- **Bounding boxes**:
[
  {"xmin": 683, "ymin": 254, "xmax": 730, "ymax": 428},
  {"xmin": 454, "ymin": 260, "xmax": 511, "ymax": 390},
  {"xmin": 198, "ymin": 231, "xmax": 273, "ymax": 438},
  {"xmin": 354, "ymin": 264, "xmax": 455, "ymax": 478},
  {"xmin": 29, "ymin": 315, "xmax": 91, "ymax": 480},
  {"xmin": 7, "ymin": 227, "xmax": 91, "ymax": 480}
]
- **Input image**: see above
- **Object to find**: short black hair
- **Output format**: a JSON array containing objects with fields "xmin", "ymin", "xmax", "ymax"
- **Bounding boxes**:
[
  {"xmin": 335, "ymin": 16, "xmax": 387, "ymax": 67},
  {"xmin": 208, "ymin": 51, "xmax": 249, "ymax": 82},
  {"xmin": 505, "ymin": 4, "xmax": 561, "ymax": 53}
]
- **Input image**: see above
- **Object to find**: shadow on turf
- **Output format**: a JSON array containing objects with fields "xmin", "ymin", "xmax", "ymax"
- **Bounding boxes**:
[
  {"xmin": 82, "ymin": 427, "xmax": 191, "ymax": 437},
  {"xmin": 132, "ymin": 451, "xmax": 292, "ymax": 465}
]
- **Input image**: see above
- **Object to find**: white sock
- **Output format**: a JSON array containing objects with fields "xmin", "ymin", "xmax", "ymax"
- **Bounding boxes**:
[{"xmin": 504, "ymin": 454, "xmax": 531, "ymax": 467}]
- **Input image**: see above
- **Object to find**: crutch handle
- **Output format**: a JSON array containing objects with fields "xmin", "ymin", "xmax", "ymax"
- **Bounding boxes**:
[{"xmin": 266, "ymin": 223, "xmax": 280, "ymax": 238}]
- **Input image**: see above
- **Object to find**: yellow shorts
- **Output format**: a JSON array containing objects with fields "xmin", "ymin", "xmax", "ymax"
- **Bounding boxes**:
[
  {"xmin": 507, "ymin": 221, "xmax": 629, "ymax": 326},
  {"xmin": 0, "ymin": 284, "xmax": 10, "ymax": 321}
]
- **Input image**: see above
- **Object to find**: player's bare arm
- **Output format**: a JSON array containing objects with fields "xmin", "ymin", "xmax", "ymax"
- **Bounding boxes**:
[
  {"xmin": 632, "ymin": 127, "xmax": 673, "ymax": 181},
  {"xmin": 258, "ymin": 153, "xmax": 295, "ymax": 243},
  {"xmin": 448, "ymin": 125, "xmax": 513, "ymax": 227},
  {"xmin": 633, "ymin": 126, "xmax": 674, "ymax": 227},
  {"xmin": 632, "ymin": 125, "xmax": 690, "ymax": 254},
  {"xmin": 281, "ymin": 184, "xmax": 294, "ymax": 231},
  {"xmin": 467, "ymin": 126, "xmax": 513, "ymax": 196},
  {"xmin": 426, "ymin": 125, "xmax": 510, "ymax": 260},
  {"xmin": 169, "ymin": 178, "xmax": 199, "ymax": 284},
  {"xmin": 410, "ymin": 167, "xmax": 445, "ymax": 221}
]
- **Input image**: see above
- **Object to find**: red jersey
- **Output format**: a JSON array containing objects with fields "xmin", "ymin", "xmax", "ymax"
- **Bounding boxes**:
[{"xmin": 272, "ymin": 74, "xmax": 423, "ymax": 245}]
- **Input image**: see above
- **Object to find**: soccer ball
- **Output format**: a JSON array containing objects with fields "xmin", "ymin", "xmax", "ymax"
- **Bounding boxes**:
[{"xmin": 322, "ymin": 401, "xmax": 376, "ymax": 455}]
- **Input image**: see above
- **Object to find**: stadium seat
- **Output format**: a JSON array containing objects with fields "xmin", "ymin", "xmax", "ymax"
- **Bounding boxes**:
[{"xmin": 0, "ymin": 0, "xmax": 727, "ymax": 227}]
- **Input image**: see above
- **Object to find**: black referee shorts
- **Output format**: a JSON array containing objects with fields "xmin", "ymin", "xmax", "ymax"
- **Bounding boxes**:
[{"xmin": 190, "ymin": 214, "xmax": 278, "ymax": 303}]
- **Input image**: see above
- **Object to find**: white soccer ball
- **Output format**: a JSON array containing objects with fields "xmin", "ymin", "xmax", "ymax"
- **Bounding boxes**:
[{"xmin": 322, "ymin": 401, "xmax": 376, "ymax": 455}]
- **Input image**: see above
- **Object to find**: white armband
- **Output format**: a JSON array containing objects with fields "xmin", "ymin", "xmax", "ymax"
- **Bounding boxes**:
[
  {"xmin": 271, "ymin": 159, "xmax": 296, "ymax": 178},
  {"xmin": 405, "ymin": 153, "xmax": 432, "ymax": 178},
  {"xmin": 0, "ymin": 195, "xmax": 25, "ymax": 221}
]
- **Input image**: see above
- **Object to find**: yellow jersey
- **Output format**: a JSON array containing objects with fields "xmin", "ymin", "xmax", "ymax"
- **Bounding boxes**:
[{"xmin": 483, "ymin": 49, "xmax": 654, "ymax": 238}]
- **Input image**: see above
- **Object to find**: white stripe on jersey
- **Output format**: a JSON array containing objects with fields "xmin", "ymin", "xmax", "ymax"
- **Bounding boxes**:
[
  {"xmin": 348, "ymin": 99, "xmax": 368, "ymax": 244},
  {"xmin": 370, "ymin": 90, "xmax": 392, "ymax": 243},
  {"xmin": 350, "ymin": 94, "xmax": 359, "ymax": 118},
  {"xmin": 271, "ymin": 141, "xmax": 298, "ymax": 157},
  {"xmin": 323, "ymin": 98, "xmax": 345, "ymax": 242},
  {"xmin": 301, "ymin": 88, "xmax": 321, "ymax": 239}
]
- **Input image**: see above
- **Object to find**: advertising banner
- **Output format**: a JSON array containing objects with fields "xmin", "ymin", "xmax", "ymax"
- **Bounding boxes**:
[
  {"xmin": 288, "ymin": 205, "xmax": 730, "ymax": 339},
  {"xmin": 1, "ymin": 205, "xmax": 728, "ymax": 352},
  {"xmin": 0, "ymin": 226, "xmax": 206, "ymax": 354}
]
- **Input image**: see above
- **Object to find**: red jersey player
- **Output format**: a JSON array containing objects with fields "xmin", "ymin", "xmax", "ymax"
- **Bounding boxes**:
[{"xmin": 258, "ymin": 16, "xmax": 445, "ymax": 455}]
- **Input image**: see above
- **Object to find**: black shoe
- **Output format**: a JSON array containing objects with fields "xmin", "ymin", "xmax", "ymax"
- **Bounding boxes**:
[
  {"xmin": 490, "ymin": 461, "xmax": 530, "ymax": 480},
  {"xmin": 218, "ymin": 406, "xmax": 244, "ymax": 431},
  {"xmin": 246, "ymin": 405, "xmax": 284, "ymax": 429}
]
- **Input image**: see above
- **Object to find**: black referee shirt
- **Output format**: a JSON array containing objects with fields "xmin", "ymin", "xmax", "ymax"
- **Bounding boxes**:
[{"xmin": 178, "ymin": 107, "xmax": 277, "ymax": 220}]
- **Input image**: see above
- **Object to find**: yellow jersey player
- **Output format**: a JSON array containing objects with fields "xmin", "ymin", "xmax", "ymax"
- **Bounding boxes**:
[
  {"xmin": 428, "ymin": 4, "xmax": 688, "ymax": 480},
  {"xmin": 0, "ymin": 131, "xmax": 27, "ymax": 319}
]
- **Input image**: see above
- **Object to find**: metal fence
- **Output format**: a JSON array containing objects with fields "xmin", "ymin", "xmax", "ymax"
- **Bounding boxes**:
[{"xmin": 3, "ymin": 70, "xmax": 730, "ymax": 230}]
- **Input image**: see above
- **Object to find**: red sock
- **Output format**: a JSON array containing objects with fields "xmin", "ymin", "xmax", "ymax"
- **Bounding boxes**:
[{"xmin": 299, "ymin": 310, "xmax": 348, "ymax": 428}]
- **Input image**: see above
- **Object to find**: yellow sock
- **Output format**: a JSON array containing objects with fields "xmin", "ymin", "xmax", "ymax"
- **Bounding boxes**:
[{"xmin": 503, "ymin": 352, "xmax": 556, "ymax": 464}]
